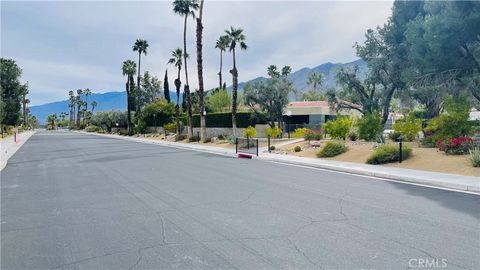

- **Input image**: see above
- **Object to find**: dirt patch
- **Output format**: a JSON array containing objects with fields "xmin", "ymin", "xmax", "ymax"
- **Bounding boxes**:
[{"xmin": 277, "ymin": 140, "xmax": 480, "ymax": 177}]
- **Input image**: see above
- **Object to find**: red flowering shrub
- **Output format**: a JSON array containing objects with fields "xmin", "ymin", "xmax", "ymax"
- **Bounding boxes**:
[
  {"xmin": 304, "ymin": 129, "xmax": 323, "ymax": 141},
  {"xmin": 437, "ymin": 137, "xmax": 475, "ymax": 155}
]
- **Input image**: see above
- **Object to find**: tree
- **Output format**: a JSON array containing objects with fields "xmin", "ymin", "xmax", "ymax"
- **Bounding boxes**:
[
  {"xmin": 91, "ymin": 101, "xmax": 97, "ymax": 113},
  {"xmin": 209, "ymin": 89, "xmax": 231, "ymax": 112},
  {"xmin": 173, "ymin": 0, "xmax": 199, "ymax": 139},
  {"xmin": 215, "ymin": 35, "xmax": 230, "ymax": 90},
  {"xmin": 122, "ymin": 59, "xmax": 137, "ymax": 134},
  {"xmin": 19, "ymin": 83, "xmax": 29, "ymax": 128},
  {"xmin": 300, "ymin": 90, "xmax": 326, "ymax": 101},
  {"xmin": 168, "ymin": 48, "xmax": 186, "ymax": 138},
  {"xmin": 307, "ymin": 72, "xmax": 323, "ymax": 92},
  {"xmin": 83, "ymin": 88, "xmax": 91, "ymax": 122},
  {"xmin": 76, "ymin": 89, "xmax": 83, "ymax": 127},
  {"xmin": 281, "ymin": 66, "xmax": 292, "ymax": 76},
  {"xmin": 244, "ymin": 67, "xmax": 293, "ymax": 128},
  {"xmin": 225, "ymin": 26, "xmax": 248, "ymax": 136},
  {"xmin": 132, "ymin": 39, "xmax": 149, "ymax": 122},
  {"xmin": 47, "ymin": 113, "xmax": 58, "ymax": 129},
  {"xmin": 68, "ymin": 90, "xmax": 75, "ymax": 124},
  {"xmin": 141, "ymin": 71, "xmax": 162, "ymax": 105},
  {"xmin": 195, "ymin": 0, "xmax": 206, "ymax": 142},
  {"xmin": 140, "ymin": 99, "xmax": 175, "ymax": 128},
  {"xmin": 164, "ymin": 70, "xmax": 171, "ymax": 102},
  {"xmin": 0, "ymin": 58, "xmax": 22, "ymax": 127},
  {"xmin": 267, "ymin": 65, "xmax": 280, "ymax": 78}
]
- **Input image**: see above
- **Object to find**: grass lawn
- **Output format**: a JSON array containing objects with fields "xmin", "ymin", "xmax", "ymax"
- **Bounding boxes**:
[{"xmin": 277, "ymin": 140, "xmax": 480, "ymax": 177}]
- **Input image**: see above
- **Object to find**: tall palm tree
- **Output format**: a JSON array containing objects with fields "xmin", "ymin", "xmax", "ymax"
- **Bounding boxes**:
[
  {"xmin": 215, "ymin": 35, "xmax": 230, "ymax": 90},
  {"xmin": 267, "ymin": 65, "xmax": 279, "ymax": 78},
  {"xmin": 225, "ymin": 26, "xmax": 248, "ymax": 136},
  {"xmin": 173, "ymin": 0, "xmax": 199, "ymax": 139},
  {"xmin": 195, "ymin": 0, "xmax": 206, "ymax": 142},
  {"xmin": 307, "ymin": 72, "xmax": 323, "ymax": 92},
  {"xmin": 83, "ymin": 88, "xmax": 91, "ymax": 121},
  {"xmin": 168, "ymin": 48, "xmax": 186, "ymax": 139},
  {"xmin": 91, "ymin": 101, "xmax": 97, "ymax": 113},
  {"xmin": 132, "ymin": 39, "xmax": 149, "ymax": 122},
  {"xmin": 76, "ymin": 89, "xmax": 83, "ymax": 127},
  {"xmin": 68, "ymin": 90, "xmax": 75, "ymax": 124},
  {"xmin": 122, "ymin": 60, "xmax": 137, "ymax": 134},
  {"xmin": 281, "ymin": 66, "xmax": 292, "ymax": 76}
]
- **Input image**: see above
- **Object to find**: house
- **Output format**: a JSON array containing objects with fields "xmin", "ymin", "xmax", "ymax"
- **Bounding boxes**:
[{"xmin": 283, "ymin": 101, "xmax": 362, "ymax": 131}]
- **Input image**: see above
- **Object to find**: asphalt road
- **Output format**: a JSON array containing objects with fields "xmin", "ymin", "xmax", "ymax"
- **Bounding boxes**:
[{"xmin": 1, "ymin": 130, "xmax": 479, "ymax": 270}]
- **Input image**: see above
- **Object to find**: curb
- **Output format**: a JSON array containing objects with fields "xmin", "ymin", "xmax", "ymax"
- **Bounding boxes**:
[
  {"xmin": 1, "ymin": 130, "xmax": 37, "ymax": 171},
  {"xmin": 79, "ymin": 131, "xmax": 480, "ymax": 194}
]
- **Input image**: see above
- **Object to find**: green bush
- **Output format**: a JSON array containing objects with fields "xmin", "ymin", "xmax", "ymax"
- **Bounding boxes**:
[
  {"xmin": 304, "ymin": 130, "xmax": 323, "ymax": 141},
  {"xmin": 392, "ymin": 114, "xmax": 422, "ymax": 141},
  {"xmin": 265, "ymin": 126, "xmax": 282, "ymax": 138},
  {"xmin": 292, "ymin": 128, "xmax": 308, "ymax": 138},
  {"xmin": 425, "ymin": 96, "xmax": 475, "ymax": 143},
  {"xmin": 366, "ymin": 144, "xmax": 412, "ymax": 164},
  {"xmin": 317, "ymin": 141, "xmax": 348, "ymax": 158},
  {"xmin": 357, "ymin": 113, "xmax": 383, "ymax": 141},
  {"xmin": 118, "ymin": 129, "xmax": 129, "ymax": 136},
  {"xmin": 323, "ymin": 116, "xmax": 353, "ymax": 140},
  {"xmin": 85, "ymin": 125, "xmax": 101, "ymax": 132},
  {"xmin": 389, "ymin": 131, "xmax": 402, "ymax": 142},
  {"xmin": 182, "ymin": 112, "xmax": 266, "ymax": 128},
  {"xmin": 269, "ymin": 145, "xmax": 276, "ymax": 151},
  {"xmin": 469, "ymin": 147, "xmax": 480, "ymax": 167},
  {"xmin": 163, "ymin": 122, "xmax": 176, "ymax": 133},
  {"xmin": 243, "ymin": 126, "xmax": 257, "ymax": 138},
  {"xmin": 294, "ymin": 145, "xmax": 302, "ymax": 152},
  {"xmin": 141, "ymin": 99, "xmax": 175, "ymax": 127}
]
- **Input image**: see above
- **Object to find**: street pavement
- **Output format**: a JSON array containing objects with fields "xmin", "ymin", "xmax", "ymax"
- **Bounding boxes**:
[{"xmin": 1, "ymin": 130, "xmax": 479, "ymax": 269}]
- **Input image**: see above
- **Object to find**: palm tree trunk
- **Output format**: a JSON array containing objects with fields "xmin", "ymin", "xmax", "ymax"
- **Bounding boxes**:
[
  {"xmin": 196, "ymin": 0, "xmax": 206, "ymax": 142},
  {"xmin": 231, "ymin": 47, "xmax": 238, "ymax": 136},
  {"xmin": 218, "ymin": 51, "xmax": 223, "ymax": 90},
  {"xmin": 183, "ymin": 14, "xmax": 193, "ymax": 139},
  {"xmin": 175, "ymin": 67, "xmax": 182, "ymax": 140},
  {"xmin": 136, "ymin": 52, "xmax": 142, "ymax": 125},
  {"xmin": 126, "ymin": 77, "xmax": 132, "ymax": 134}
]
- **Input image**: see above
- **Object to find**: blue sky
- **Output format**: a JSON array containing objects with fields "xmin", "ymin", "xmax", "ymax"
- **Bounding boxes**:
[{"xmin": 1, "ymin": 0, "xmax": 393, "ymax": 105}]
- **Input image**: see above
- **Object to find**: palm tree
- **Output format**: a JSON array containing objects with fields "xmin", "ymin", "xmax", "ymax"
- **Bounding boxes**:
[
  {"xmin": 215, "ymin": 35, "xmax": 230, "ymax": 90},
  {"xmin": 195, "ymin": 0, "xmax": 206, "ymax": 142},
  {"xmin": 76, "ymin": 89, "xmax": 83, "ymax": 127},
  {"xmin": 281, "ymin": 66, "xmax": 292, "ymax": 76},
  {"xmin": 168, "ymin": 48, "xmax": 186, "ymax": 139},
  {"xmin": 307, "ymin": 72, "xmax": 323, "ymax": 92},
  {"xmin": 225, "ymin": 26, "xmax": 248, "ymax": 136},
  {"xmin": 267, "ymin": 65, "xmax": 279, "ymax": 78},
  {"xmin": 173, "ymin": 0, "xmax": 199, "ymax": 139},
  {"xmin": 122, "ymin": 60, "xmax": 137, "ymax": 134},
  {"xmin": 91, "ymin": 101, "xmax": 97, "ymax": 113},
  {"xmin": 132, "ymin": 39, "xmax": 149, "ymax": 122},
  {"xmin": 83, "ymin": 88, "xmax": 91, "ymax": 121},
  {"xmin": 68, "ymin": 90, "xmax": 75, "ymax": 124}
]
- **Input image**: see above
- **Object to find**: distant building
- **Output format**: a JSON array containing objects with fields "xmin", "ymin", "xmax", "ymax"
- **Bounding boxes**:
[{"xmin": 283, "ymin": 101, "xmax": 362, "ymax": 131}]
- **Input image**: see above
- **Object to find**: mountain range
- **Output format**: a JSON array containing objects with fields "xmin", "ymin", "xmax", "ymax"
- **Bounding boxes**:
[{"xmin": 30, "ymin": 59, "xmax": 367, "ymax": 124}]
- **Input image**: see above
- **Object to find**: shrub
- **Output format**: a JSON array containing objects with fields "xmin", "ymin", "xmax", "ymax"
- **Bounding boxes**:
[
  {"xmin": 85, "ymin": 125, "xmax": 101, "ymax": 132},
  {"xmin": 227, "ymin": 135, "xmax": 237, "ymax": 144},
  {"xmin": 304, "ymin": 129, "xmax": 323, "ymax": 141},
  {"xmin": 424, "ymin": 96, "xmax": 475, "ymax": 143},
  {"xmin": 323, "ymin": 116, "xmax": 353, "ymax": 140},
  {"xmin": 243, "ymin": 126, "xmax": 257, "ymax": 138},
  {"xmin": 392, "ymin": 114, "xmax": 422, "ymax": 141},
  {"xmin": 294, "ymin": 145, "xmax": 302, "ymax": 152},
  {"xmin": 348, "ymin": 132, "xmax": 357, "ymax": 141},
  {"xmin": 118, "ymin": 129, "xmax": 129, "ymax": 136},
  {"xmin": 269, "ymin": 145, "xmax": 276, "ymax": 151},
  {"xmin": 292, "ymin": 128, "xmax": 308, "ymax": 138},
  {"xmin": 469, "ymin": 147, "xmax": 480, "ymax": 167},
  {"xmin": 97, "ymin": 129, "xmax": 105, "ymax": 134},
  {"xmin": 366, "ymin": 144, "xmax": 412, "ymax": 164},
  {"xmin": 437, "ymin": 137, "xmax": 475, "ymax": 155},
  {"xmin": 163, "ymin": 122, "xmax": 177, "ymax": 133},
  {"xmin": 141, "ymin": 99, "xmax": 175, "ymax": 127},
  {"xmin": 357, "ymin": 113, "xmax": 383, "ymax": 141},
  {"xmin": 189, "ymin": 136, "xmax": 200, "ymax": 142},
  {"xmin": 317, "ymin": 141, "xmax": 348, "ymax": 158},
  {"xmin": 265, "ymin": 126, "xmax": 282, "ymax": 138},
  {"xmin": 90, "ymin": 111, "xmax": 129, "ymax": 131}
]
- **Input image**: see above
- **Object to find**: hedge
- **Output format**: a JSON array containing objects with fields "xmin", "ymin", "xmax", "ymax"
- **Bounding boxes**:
[{"xmin": 181, "ymin": 112, "xmax": 266, "ymax": 128}]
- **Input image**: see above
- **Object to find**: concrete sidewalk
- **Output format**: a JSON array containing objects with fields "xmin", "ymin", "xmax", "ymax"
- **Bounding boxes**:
[
  {"xmin": 1, "ymin": 130, "xmax": 36, "ymax": 171},
  {"xmin": 84, "ymin": 131, "xmax": 480, "ymax": 194}
]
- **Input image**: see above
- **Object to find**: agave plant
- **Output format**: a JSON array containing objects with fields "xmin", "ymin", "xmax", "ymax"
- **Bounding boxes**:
[{"xmin": 469, "ymin": 147, "xmax": 480, "ymax": 167}]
